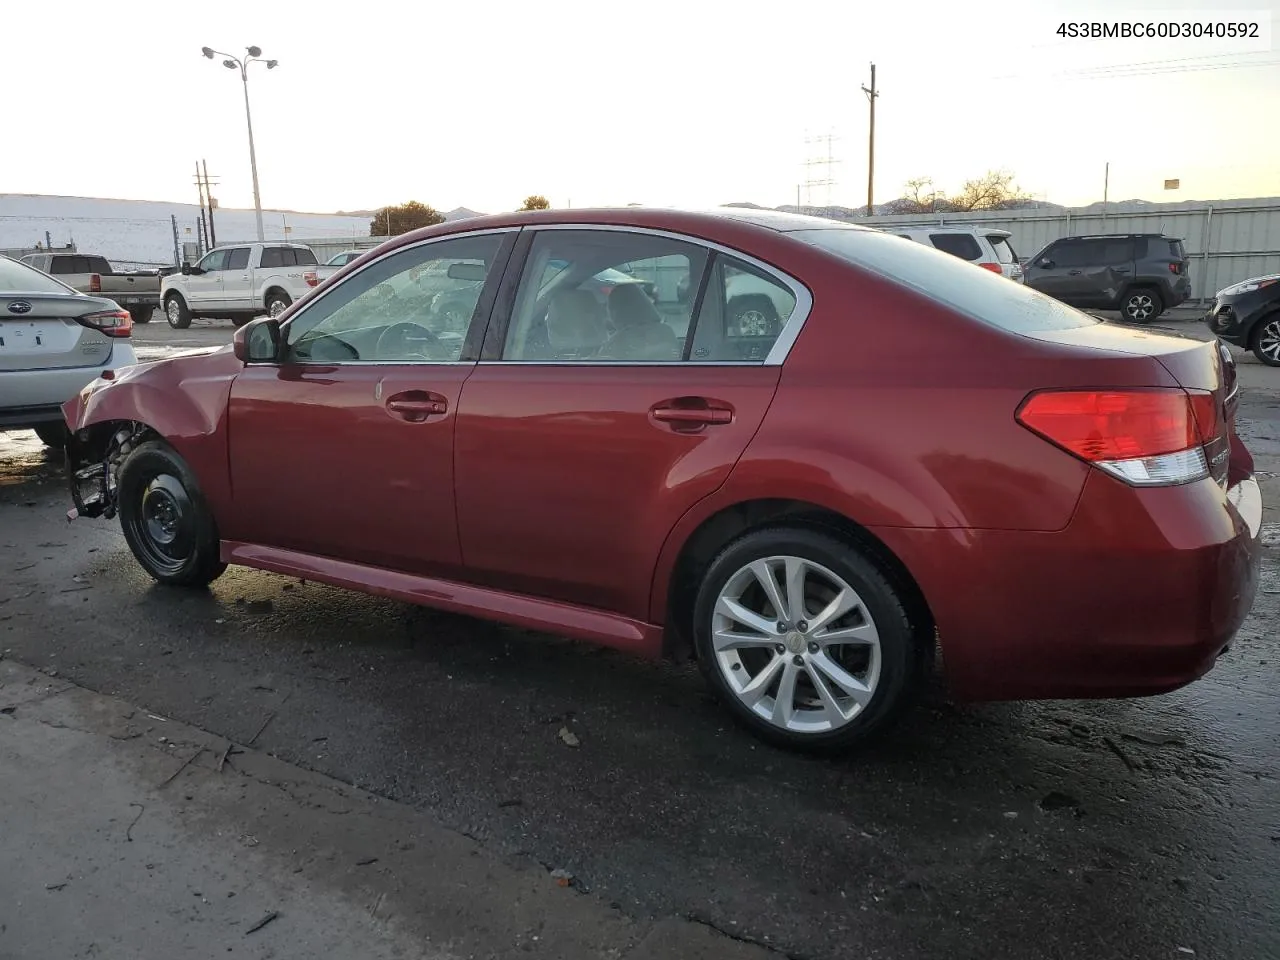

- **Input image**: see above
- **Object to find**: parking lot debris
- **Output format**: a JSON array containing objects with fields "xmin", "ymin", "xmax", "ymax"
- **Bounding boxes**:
[
  {"xmin": 245, "ymin": 911, "xmax": 280, "ymax": 935},
  {"xmin": 550, "ymin": 868, "xmax": 574, "ymax": 887},
  {"xmin": 557, "ymin": 726, "xmax": 580, "ymax": 748}
]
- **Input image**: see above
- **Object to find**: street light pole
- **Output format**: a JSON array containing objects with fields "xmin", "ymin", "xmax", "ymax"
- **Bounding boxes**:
[{"xmin": 202, "ymin": 45, "xmax": 278, "ymax": 242}]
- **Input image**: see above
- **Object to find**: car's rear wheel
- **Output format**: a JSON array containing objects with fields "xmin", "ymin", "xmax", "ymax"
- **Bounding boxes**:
[
  {"xmin": 165, "ymin": 294, "xmax": 192, "ymax": 330},
  {"xmin": 1251, "ymin": 316, "xmax": 1280, "ymax": 367},
  {"xmin": 117, "ymin": 440, "xmax": 226, "ymax": 587},
  {"xmin": 1121, "ymin": 287, "xmax": 1163, "ymax": 324},
  {"xmin": 692, "ymin": 527, "xmax": 921, "ymax": 752},
  {"xmin": 33, "ymin": 423, "xmax": 67, "ymax": 448}
]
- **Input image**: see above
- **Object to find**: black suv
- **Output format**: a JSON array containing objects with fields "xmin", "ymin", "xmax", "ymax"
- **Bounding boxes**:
[
  {"xmin": 1205, "ymin": 273, "xmax": 1280, "ymax": 366},
  {"xmin": 1023, "ymin": 234, "xmax": 1191, "ymax": 323}
]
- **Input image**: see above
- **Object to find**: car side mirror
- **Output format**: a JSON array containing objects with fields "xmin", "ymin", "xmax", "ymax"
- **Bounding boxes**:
[
  {"xmin": 234, "ymin": 316, "xmax": 281, "ymax": 363},
  {"xmin": 1038, "ymin": 259, "xmax": 1054, "ymax": 269},
  {"xmin": 181, "ymin": 262, "xmax": 192, "ymax": 276}
]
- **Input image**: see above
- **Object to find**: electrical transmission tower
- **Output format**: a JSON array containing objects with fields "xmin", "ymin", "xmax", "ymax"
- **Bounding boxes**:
[{"xmin": 801, "ymin": 131, "xmax": 840, "ymax": 210}]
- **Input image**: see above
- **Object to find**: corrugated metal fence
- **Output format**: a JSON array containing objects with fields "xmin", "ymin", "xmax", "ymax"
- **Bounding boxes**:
[{"xmin": 862, "ymin": 197, "xmax": 1280, "ymax": 304}]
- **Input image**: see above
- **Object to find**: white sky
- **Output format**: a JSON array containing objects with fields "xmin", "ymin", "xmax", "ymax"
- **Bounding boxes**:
[{"xmin": 7, "ymin": 0, "xmax": 1279, "ymax": 214}]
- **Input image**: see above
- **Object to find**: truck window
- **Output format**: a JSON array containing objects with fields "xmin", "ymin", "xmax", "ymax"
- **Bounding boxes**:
[
  {"xmin": 83, "ymin": 256, "xmax": 112, "ymax": 275},
  {"xmin": 226, "ymin": 247, "xmax": 251, "ymax": 270},
  {"xmin": 294, "ymin": 248, "xmax": 318, "ymax": 266}
]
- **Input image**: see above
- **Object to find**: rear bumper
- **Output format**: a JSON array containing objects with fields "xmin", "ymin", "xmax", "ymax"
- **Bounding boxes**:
[
  {"xmin": 880, "ymin": 467, "xmax": 1263, "ymax": 701},
  {"xmin": 0, "ymin": 343, "xmax": 138, "ymax": 429}
]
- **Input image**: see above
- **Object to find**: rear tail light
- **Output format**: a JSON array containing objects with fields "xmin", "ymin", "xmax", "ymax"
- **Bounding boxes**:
[
  {"xmin": 1169, "ymin": 262, "xmax": 1182, "ymax": 274},
  {"xmin": 304, "ymin": 270, "xmax": 319, "ymax": 287},
  {"xmin": 978, "ymin": 262, "xmax": 1003, "ymax": 274},
  {"xmin": 88, "ymin": 273, "xmax": 102, "ymax": 293},
  {"xmin": 1016, "ymin": 388, "xmax": 1218, "ymax": 486},
  {"xmin": 76, "ymin": 309, "xmax": 132, "ymax": 339}
]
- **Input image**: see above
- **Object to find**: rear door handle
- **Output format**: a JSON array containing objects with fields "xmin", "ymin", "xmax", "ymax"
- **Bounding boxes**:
[
  {"xmin": 1112, "ymin": 267, "xmax": 1131, "ymax": 275},
  {"xmin": 1067, "ymin": 269, "xmax": 1083, "ymax": 276}
]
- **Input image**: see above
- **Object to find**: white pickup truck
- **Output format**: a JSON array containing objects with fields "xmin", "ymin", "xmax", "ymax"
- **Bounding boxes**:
[{"xmin": 160, "ymin": 242, "xmax": 320, "ymax": 329}]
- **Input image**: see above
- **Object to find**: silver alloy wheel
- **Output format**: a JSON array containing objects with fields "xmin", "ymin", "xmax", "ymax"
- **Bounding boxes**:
[
  {"xmin": 712, "ymin": 555, "xmax": 882, "ymax": 734},
  {"xmin": 268, "ymin": 298, "xmax": 287, "ymax": 318},
  {"xmin": 166, "ymin": 298, "xmax": 182, "ymax": 324},
  {"xmin": 734, "ymin": 308, "xmax": 770, "ymax": 337},
  {"xmin": 1126, "ymin": 293, "xmax": 1155, "ymax": 321},
  {"xmin": 1258, "ymin": 319, "xmax": 1280, "ymax": 363}
]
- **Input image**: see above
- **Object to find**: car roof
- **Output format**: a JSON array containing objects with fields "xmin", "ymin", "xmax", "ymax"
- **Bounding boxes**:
[
  {"xmin": 1053, "ymin": 233, "xmax": 1176, "ymax": 241},
  {"xmin": 895, "ymin": 226, "xmax": 1011, "ymax": 238}
]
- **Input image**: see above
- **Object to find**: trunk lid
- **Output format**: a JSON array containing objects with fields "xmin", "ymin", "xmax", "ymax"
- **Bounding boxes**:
[{"xmin": 0, "ymin": 293, "xmax": 113, "ymax": 372}]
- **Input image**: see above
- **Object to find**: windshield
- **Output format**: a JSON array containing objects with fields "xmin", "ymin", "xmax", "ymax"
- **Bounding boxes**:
[
  {"xmin": 0, "ymin": 256, "xmax": 79, "ymax": 294},
  {"xmin": 792, "ymin": 227, "xmax": 1098, "ymax": 334}
]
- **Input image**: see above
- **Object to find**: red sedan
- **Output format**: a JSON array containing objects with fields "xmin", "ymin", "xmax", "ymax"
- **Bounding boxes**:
[{"xmin": 62, "ymin": 207, "xmax": 1263, "ymax": 752}]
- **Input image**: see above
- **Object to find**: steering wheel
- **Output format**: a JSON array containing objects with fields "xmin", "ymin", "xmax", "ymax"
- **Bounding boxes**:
[{"xmin": 376, "ymin": 321, "xmax": 439, "ymax": 361}]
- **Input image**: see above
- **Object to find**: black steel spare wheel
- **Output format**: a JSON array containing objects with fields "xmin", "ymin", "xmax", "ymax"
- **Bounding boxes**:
[{"xmin": 117, "ymin": 441, "xmax": 226, "ymax": 587}]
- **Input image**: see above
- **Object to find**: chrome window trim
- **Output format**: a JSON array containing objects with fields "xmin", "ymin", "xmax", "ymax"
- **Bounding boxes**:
[
  {"xmin": 279, "ymin": 227, "xmax": 518, "ymax": 367},
  {"xmin": 490, "ymin": 223, "xmax": 813, "ymax": 367}
]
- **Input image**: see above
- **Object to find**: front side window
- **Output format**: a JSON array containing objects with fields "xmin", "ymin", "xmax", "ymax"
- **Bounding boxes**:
[
  {"xmin": 198, "ymin": 249, "xmax": 230, "ymax": 272},
  {"xmin": 501, "ymin": 230, "xmax": 709, "ymax": 362},
  {"xmin": 284, "ymin": 232, "xmax": 503, "ymax": 364}
]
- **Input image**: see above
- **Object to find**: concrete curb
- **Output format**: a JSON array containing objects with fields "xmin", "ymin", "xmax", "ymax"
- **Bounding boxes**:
[{"xmin": 0, "ymin": 659, "xmax": 777, "ymax": 960}]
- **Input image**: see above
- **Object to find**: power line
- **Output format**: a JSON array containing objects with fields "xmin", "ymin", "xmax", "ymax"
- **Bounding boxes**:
[{"xmin": 989, "ymin": 51, "xmax": 1279, "ymax": 81}]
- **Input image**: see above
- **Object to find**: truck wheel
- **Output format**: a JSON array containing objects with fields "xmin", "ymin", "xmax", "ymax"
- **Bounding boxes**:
[
  {"xmin": 129, "ymin": 306, "xmax": 154, "ymax": 324},
  {"xmin": 231, "ymin": 315, "xmax": 253, "ymax": 328},
  {"xmin": 117, "ymin": 440, "xmax": 226, "ymax": 587},
  {"xmin": 165, "ymin": 294, "xmax": 192, "ymax": 330},
  {"xmin": 266, "ymin": 292, "xmax": 292, "ymax": 318}
]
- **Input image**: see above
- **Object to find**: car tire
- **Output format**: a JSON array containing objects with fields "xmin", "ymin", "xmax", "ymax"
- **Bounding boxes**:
[
  {"xmin": 1121, "ymin": 287, "xmax": 1163, "ymax": 324},
  {"xmin": 1251, "ymin": 314, "xmax": 1280, "ymax": 367},
  {"xmin": 165, "ymin": 294, "xmax": 192, "ymax": 330},
  {"xmin": 117, "ymin": 440, "xmax": 227, "ymax": 587},
  {"xmin": 33, "ymin": 423, "xmax": 67, "ymax": 448},
  {"xmin": 266, "ymin": 292, "xmax": 292, "ymax": 318},
  {"xmin": 231, "ymin": 314, "xmax": 253, "ymax": 328},
  {"xmin": 692, "ymin": 526, "xmax": 922, "ymax": 753},
  {"xmin": 129, "ymin": 307, "xmax": 154, "ymax": 324},
  {"xmin": 727, "ymin": 294, "xmax": 780, "ymax": 337}
]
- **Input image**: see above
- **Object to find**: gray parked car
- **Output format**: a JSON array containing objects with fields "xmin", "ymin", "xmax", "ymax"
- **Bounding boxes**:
[
  {"xmin": 1023, "ymin": 233, "xmax": 1191, "ymax": 323},
  {"xmin": 0, "ymin": 256, "xmax": 138, "ymax": 446}
]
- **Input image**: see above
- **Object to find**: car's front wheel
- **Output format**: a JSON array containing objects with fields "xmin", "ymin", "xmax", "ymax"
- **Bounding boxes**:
[
  {"xmin": 117, "ymin": 440, "xmax": 226, "ymax": 587},
  {"xmin": 165, "ymin": 294, "xmax": 192, "ymax": 330},
  {"xmin": 1251, "ymin": 315, "xmax": 1280, "ymax": 367},
  {"xmin": 692, "ymin": 527, "xmax": 922, "ymax": 752}
]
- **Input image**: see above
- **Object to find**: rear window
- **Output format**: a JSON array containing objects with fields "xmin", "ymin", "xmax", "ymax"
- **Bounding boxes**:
[
  {"xmin": 793, "ymin": 228, "xmax": 1100, "ymax": 333},
  {"xmin": 987, "ymin": 235, "xmax": 1017, "ymax": 264},
  {"xmin": 929, "ymin": 233, "xmax": 982, "ymax": 261},
  {"xmin": 0, "ymin": 257, "xmax": 78, "ymax": 294}
]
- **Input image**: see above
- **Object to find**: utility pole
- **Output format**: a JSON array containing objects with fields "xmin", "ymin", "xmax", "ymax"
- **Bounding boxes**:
[
  {"xmin": 203, "ymin": 159, "xmax": 218, "ymax": 247},
  {"xmin": 1102, "ymin": 161, "xmax": 1110, "ymax": 230},
  {"xmin": 861, "ymin": 63, "xmax": 878, "ymax": 217},
  {"xmin": 171, "ymin": 215, "xmax": 180, "ymax": 266},
  {"xmin": 195, "ymin": 161, "xmax": 210, "ymax": 252}
]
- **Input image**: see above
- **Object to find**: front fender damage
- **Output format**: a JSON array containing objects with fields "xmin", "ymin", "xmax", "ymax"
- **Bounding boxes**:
[{"xmin": 65, "ymin": 420, "xmax": 153, "ymax": 521}]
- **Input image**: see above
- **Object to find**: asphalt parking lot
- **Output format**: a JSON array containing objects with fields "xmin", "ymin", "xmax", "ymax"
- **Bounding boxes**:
[{"xmin": 2, "ymin": 312, "xmax": 1279, "ymax": 959}]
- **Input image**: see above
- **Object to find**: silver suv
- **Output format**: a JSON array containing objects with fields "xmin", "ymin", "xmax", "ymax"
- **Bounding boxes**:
[{"xmin": 890, "ymin": 227, "xmax": 1023, "ymax": 282}]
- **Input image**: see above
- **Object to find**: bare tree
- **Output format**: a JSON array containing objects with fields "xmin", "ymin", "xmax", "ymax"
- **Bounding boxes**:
[{"xmin": 950, "ymin": 170, "xmax": 1031, "ymax": 211}]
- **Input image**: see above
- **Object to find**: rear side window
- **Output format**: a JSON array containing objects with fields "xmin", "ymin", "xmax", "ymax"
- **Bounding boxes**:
[
  {"xmin": 48, "ymin": 257, "xmax": 83, "ymax": 274},
  {"xmin": 793, "ymin": 227, "xmax": 1099, "ymax": 333},
  {"xmin": 1100, "ymin": 239, "xmax": 1134, "ymax": 265},
  {"xmin": 294, "ymin": 248, "xmax": 318, "ymax": 266},
  {"xmin": 987, "ymin": 236, "xmax": 1017, "ymax": 264},
  {"xmin": 1167, "ymin": 239, "xmax": 1186, "ymax": 260},
  {"xmin": 83, "ymin": 256, "xmax": 112, "ymax": 275},
  {"xmin": 929, "ymin": 233, "xmax": 982, "ymax": 261},
  {"xmin": 260, "ymin": 247, "xmax": 286, "ymax": 268},
  {"xmin": 226, "ymin": 247, "xmax": 250, "ymax": 270}
]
